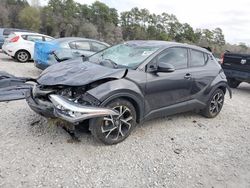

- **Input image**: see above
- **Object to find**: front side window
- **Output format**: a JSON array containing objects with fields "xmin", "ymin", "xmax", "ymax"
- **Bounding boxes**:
[
  {"xmin": 190, "ymin": 50, "xmax": 206, "ymax": 67},
  {"xmin": 26, "ymin": 35, "xmax": 43, "ymax": 42},
  {"xmin": 158, "ymin": 48, "xmax": 188, "ymax": 69}
]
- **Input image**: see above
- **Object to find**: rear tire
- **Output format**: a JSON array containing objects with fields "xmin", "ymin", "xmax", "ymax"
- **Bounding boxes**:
[
  {"xmin": 15, "ymin": 50, "xmax": 30, "ymax": 63},
  {"xmin": 201, "ymin": 88, "xmax": 225, "ymax": 118},
  {"xmin": 90, "ymin": 99, "xmax": 136, "ymax": 145},
  {"xmin": 227, "ymin": 78, "xmax": 241, "ymax": 88}
]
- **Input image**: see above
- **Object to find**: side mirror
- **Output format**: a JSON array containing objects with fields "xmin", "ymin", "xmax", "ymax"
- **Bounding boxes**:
[{"xmin": 157, "ymin": 62, "xmax": 175, "ymax": 72}]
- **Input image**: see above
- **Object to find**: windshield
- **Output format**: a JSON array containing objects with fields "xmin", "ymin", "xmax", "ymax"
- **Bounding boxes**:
[{"xmin": 88, "ymin": 43, "xmax": 160, "ymax": 69}]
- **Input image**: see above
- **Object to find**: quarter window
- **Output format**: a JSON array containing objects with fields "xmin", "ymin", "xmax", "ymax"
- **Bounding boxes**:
[
  {"xmin": 190, "ymin": 50, "xmax": 206, "ymax": 67},
  {"xmin": 158, "ymin": 48, "xmax": 188, "ymax": 69},
  {"xmin": 75, "ymin": 41, "xmax": 91, "ymax": 51}
]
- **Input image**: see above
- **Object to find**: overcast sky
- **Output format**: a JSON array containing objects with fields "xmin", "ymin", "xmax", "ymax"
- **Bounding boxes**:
[{"xmin": 36, "ymin": 0, "xmax": 250, "ymax": 45}]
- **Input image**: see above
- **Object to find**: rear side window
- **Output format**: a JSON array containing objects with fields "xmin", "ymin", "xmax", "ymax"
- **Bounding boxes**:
[
  {"xmin": 91, "ymin": 42, "xmax": 107, "ymax": 52},
  {"xmin": 75, "ymin": 41, "xmax": 91, "ymax": 51},
  {"xmin": 158, "ymin": 47, "xmax": 188, "ymax": 69},
  {"xmin": 26, "ymin": 35, "xmax": 43, "ymax": 42},
  {"xmin": 190, "ymin": 50, "xmax": 206, "ymax": 67}
]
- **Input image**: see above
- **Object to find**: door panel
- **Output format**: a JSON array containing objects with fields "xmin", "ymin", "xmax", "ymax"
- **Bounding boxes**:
[
  {"xmin": 145, "ymin": 47, "xmax": 192, "ymax": 114},
  {"xmin": 145, "ymin": 70, "xmax": 192, "ymax": 113}
]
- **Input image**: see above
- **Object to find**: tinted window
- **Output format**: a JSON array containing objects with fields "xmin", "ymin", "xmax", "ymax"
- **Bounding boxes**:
[
  {"xmin": 91, "ymin": 42, "xmax": 107, "ymax": 52},
  {"xmin": 75, "ymin": 41, "xmax": 91, "ymax": 50},
  {"xmin": 158, "ymin": 48, "xmax": 188, "ymax": 69},
  {"xmin": 3, "ymin": 29, "xmax": 12, "ymax": 36},
  {"xmin": 190, "ymin": 50, "xmax": 206, "ymax": 67},
  {"xmin": 26, "ymin": 35, "xmax": 43, "ymax": 42}
]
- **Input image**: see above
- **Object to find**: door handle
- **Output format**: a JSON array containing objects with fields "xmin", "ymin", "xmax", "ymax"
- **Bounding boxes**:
[{"xmin": 184, "ymin": 73, "xmax": 192, "ymax": 80}]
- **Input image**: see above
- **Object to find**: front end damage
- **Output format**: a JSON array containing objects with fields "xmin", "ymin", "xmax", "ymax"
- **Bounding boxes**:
[
  {"xmin": 26, "ymin": 84, "xmax": 119, "ymax": 124},
  {"xmin": 0, "ymin": 60, "xmax": 126, "ymax": 125},
  {"xmin": 49, "ymin": 94, "xmax": 118, "ymax": 123}
]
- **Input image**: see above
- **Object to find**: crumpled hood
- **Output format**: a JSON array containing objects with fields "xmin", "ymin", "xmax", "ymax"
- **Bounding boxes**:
[{"xmin": 37, "ymin": 58, "xmax": 126, "ymax": 86}]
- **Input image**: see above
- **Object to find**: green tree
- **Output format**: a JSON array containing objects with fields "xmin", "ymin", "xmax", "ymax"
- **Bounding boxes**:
[
  {"xmin": 19, "ymin": 6, "xmax": 41, "ymax": 32},
  {"xmin": 213, "ymin": 28, "xmax": 225, "ymax": 46}
]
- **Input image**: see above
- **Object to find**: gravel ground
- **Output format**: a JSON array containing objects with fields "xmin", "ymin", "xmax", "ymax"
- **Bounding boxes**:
[{"xmin": 0, "ymin": 52, "xmax": 250, "ymax": 188}]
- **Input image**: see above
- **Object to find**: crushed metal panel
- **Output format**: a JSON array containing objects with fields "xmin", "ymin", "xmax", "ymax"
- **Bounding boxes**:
[
  {"xmin": 37, "ymin": 59, "xmax": 126, "ymax": 86},
  {"xmin": 0, "ymin": 71, "xmax": 34, "ymax": 102}
]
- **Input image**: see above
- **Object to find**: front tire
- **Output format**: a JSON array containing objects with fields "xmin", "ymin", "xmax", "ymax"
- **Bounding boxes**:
[
  {"xmin": 15, "ymin": 50, "xmax": 30, "ymax": 63},
  {"xmin": 90, "ymin": 99, "xmax": 136, "ymax": 145},
  {"xmin": 201, "ymin": 88, "xmax": 225, "ymax": 118}
]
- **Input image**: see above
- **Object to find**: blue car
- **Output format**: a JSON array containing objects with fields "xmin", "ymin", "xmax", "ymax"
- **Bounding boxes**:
[{"xmin": 34, "ymin": 37, "xmax": 110, "ymax": 70}]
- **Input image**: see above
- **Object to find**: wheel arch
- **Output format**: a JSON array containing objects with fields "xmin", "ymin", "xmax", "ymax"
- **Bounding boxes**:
[
  {"xmin": 100, "ymin": 93, "xmax": 144, "ymax": 123},
  {"xmin": 207, "ymin": 82, "xmax": 232, "ymax": 99}
]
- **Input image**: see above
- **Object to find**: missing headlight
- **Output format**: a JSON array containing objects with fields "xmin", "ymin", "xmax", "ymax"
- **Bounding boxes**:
[{"xmin": 56, "ymin": 87, "xmax": 100, "ymax": 106}]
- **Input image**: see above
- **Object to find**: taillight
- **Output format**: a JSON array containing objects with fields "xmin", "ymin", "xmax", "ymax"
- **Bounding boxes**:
[
  {"xmin": 220, "ymin": 53, "xmax": 224, "ymax": 64},
  {"xmin": 10, "ymin": 36, "xmax": 20, "ymax": 43}
]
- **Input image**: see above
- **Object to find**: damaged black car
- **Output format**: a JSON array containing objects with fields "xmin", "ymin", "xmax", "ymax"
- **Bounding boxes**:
[{"xmin": 1, "ymin": 41, "xmax": 232, "ymax": 145}]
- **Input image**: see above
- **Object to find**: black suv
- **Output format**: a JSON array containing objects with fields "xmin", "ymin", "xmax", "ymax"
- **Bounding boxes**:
[{"xmin": 1, "ymin": 41, "xmax": 232, "ymax": 144}]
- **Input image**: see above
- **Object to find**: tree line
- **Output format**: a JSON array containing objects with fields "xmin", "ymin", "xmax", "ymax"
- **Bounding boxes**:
[{"xmin": 0, "ymin": 0, "xmax": 249, "ymax": 56}]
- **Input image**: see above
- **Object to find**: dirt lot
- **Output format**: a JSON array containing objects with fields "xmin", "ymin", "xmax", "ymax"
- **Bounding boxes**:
[{"xmin": 0, "ymin": 52, "xmax": 250, "ymax": 188}]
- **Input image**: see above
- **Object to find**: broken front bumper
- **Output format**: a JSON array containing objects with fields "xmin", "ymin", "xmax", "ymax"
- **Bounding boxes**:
[
  {"xmin": 26, "ymin": 91, "xmax": 118, "ymax": 123},
  {"xmin": 49, "ymin": 94, "xmax": 118, "ymax": 123}
]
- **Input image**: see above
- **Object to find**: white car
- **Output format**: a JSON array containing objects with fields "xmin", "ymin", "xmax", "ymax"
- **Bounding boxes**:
[{"xmin": 2, "ymin": 32, "xmax": 54, "ymax": 62}]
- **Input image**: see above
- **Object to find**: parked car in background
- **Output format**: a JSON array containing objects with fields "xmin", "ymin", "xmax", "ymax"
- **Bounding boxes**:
[
  {"xmin": 34, "ymin": 37, "xmax": 110, "ymax": 70},
  {"xmin": 0, "ymin": 28, "xmax": 35, "ymax": 49},
  {"xmin": 221, "ymin": 52, "xmax": 250, "ymax": 88},
  {"xmin": 2, "ymin": 32, "xmax": 54, "ymax": 62}
]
